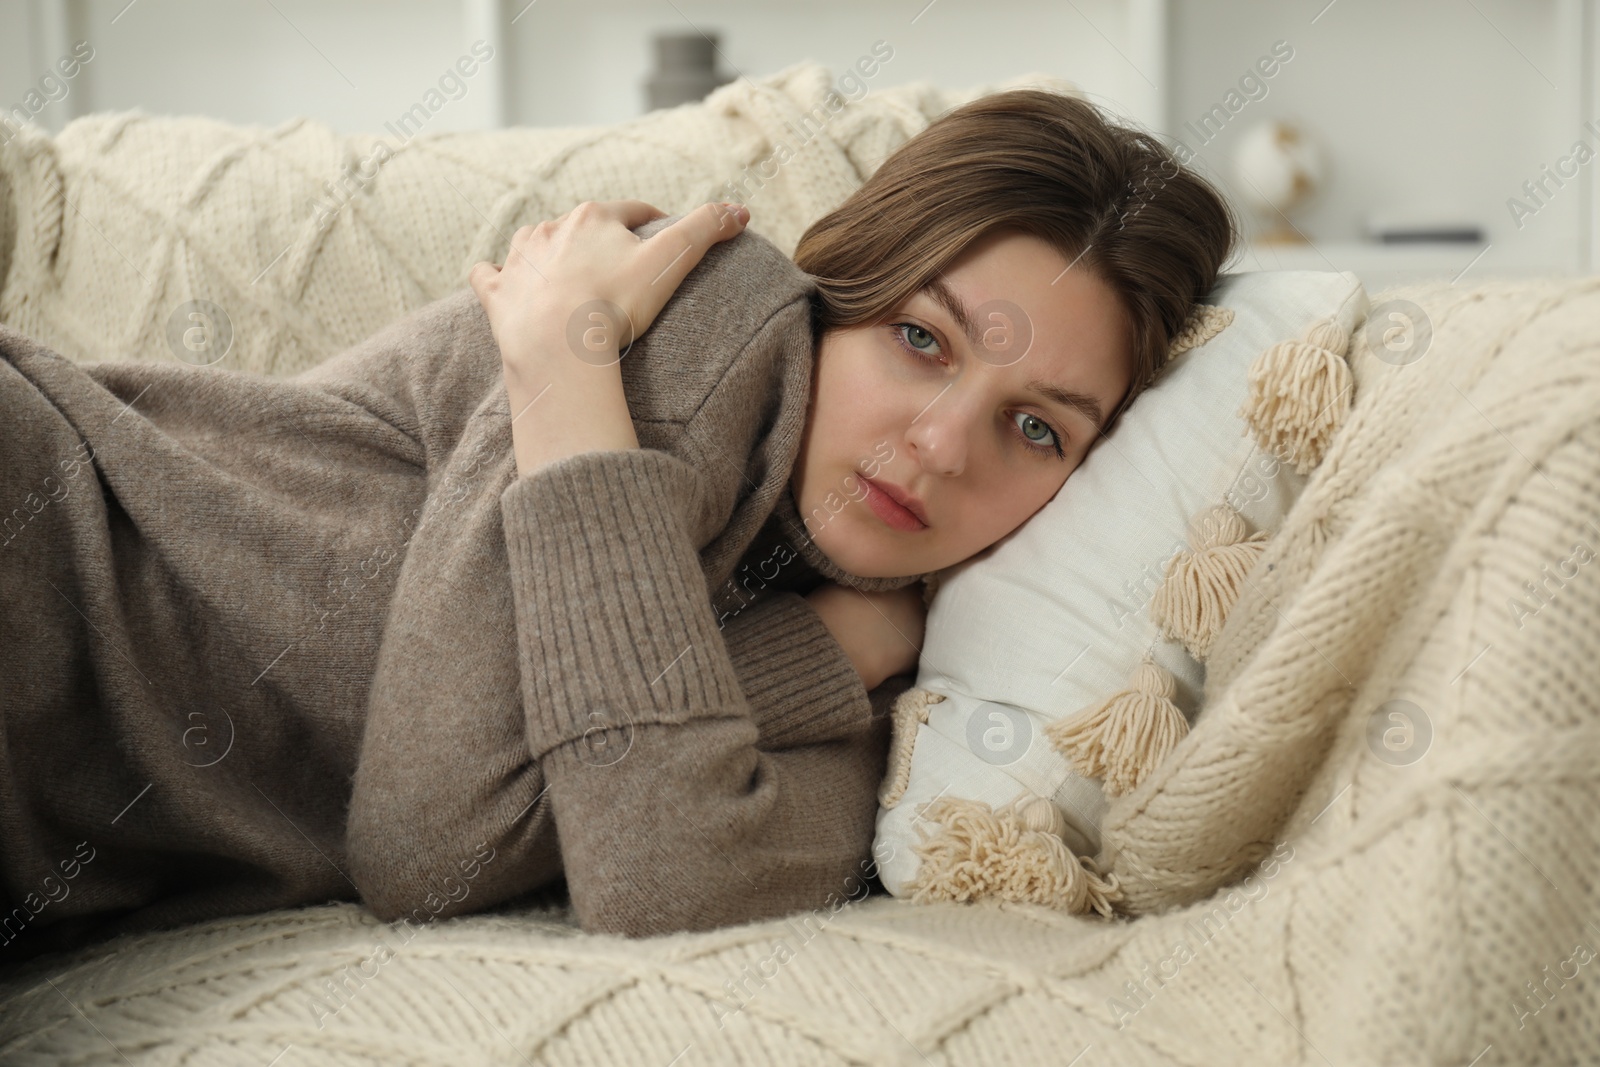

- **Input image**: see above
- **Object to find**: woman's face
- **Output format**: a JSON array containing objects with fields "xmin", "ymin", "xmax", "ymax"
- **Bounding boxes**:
[{"xmin": 790, "ymin": 229, "xmax": 1134, "ymax": 579}]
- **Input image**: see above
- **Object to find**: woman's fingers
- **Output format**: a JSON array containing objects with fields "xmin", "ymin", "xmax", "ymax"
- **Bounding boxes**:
[
  {"xmin": 475, "ymin": 200, "xmax": 744, "ymax": 354},
  {"xmin": 608, "ymin": 199, "xmax": 671, "ymax": 230},
  {"xmin": 638, "ymin": 201, "xmax": 748, "ymax": 302},
  {"xmin": 467, "ymin": 260, "xmax": 500, "ymax": 301},
  {"xmin": 548, "ymin": 199, "xmax": 666, "ymax": 233}
]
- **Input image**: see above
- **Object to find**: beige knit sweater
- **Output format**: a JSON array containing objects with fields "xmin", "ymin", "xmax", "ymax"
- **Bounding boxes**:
[{"xmin": 0, "ymin": 214, "xmax": 923, "ymax": 961}]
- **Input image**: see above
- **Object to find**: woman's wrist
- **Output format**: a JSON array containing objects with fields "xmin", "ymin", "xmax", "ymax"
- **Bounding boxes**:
[
  {"xmin": 502, "ymin": 346, "xmax": 640, "ymax": 478},
  {"xmin": 804, "ymin": 583, "xmax": 888, "ymax": 692}
]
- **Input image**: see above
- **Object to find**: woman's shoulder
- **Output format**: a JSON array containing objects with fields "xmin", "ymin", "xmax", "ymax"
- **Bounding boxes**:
[
  {"xmin": 622, "ymin": 212, "xmax": 818, "ymax": 426},
  {"xmin": 633, "ymin": 210, "xmax": 816, "ymax": 315}
]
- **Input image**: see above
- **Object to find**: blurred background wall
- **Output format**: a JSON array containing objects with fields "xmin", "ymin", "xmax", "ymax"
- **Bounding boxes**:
[{"xmin": 2, "ymin": 0, "xmax": 1594, "ymax": 288}]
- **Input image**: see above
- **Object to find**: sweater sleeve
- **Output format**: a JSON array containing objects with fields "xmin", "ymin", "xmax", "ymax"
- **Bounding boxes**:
[
  {"xmin": 499, "ymin": 446, "xmax": 894, "ymax": 937},
  {"xmin": 343, "ymin": 442, "xmax": 893, "ymax": 933},
  {"xmin": 713, "ymin": 589, "xmax": 877, "ymax": 751}
]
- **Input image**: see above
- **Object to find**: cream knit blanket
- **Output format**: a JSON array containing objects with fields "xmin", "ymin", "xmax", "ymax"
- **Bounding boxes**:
[{"xmin": 1, "ymin": 273, "xmax": 1594, "ymax": 1066}]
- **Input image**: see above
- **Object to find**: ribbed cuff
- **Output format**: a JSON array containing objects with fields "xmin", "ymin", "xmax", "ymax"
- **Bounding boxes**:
[
  {"xmin": 500, "ymin": 448, "xmax": 746, "ymax": 761},
  {"xmin": 720, "ymin": 590, "xmax": 872, "ymax": 750}
]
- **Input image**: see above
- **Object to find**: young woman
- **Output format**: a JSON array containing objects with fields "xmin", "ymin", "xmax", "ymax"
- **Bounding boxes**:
[{"xmin": 0, "ymin": 89, "xmax": 1233, "ymax": 961}]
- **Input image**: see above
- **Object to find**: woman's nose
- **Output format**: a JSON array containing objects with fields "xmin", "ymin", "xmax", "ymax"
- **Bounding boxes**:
[{"xmin": 905, "ymin": 391, "xmax": 974, "ymax": 477}]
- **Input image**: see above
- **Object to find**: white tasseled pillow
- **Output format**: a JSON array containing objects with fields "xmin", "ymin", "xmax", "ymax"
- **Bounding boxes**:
[{"xmin": 872, "ymin": 269, "xmax": 1370, "ymax": 916}]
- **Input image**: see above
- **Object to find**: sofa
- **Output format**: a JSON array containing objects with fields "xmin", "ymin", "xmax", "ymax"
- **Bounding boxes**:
[{"xmin": 2, "ymin": 61, "xmax": 1596, "ymax": 1066}]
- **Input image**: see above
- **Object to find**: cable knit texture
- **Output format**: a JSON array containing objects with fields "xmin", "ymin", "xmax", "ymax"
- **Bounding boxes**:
[
  {"xmin": 0, "ymin": 61, "xmax": 1076, "ymax": 373},
  {"xmin": 2, "ymin": 69, "xmax": 1597, "ymax": 1067}
]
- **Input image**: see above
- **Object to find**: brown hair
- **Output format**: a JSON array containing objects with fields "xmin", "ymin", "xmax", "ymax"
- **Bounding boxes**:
[{"xmin": 792, "ymin": 89, "xmax": 1238, "ymax": 433}]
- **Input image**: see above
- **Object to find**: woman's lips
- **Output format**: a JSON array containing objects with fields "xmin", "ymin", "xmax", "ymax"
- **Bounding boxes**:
[{"xmin": 861, "ymin": 477, "xmax": 928, "ymax": 533}]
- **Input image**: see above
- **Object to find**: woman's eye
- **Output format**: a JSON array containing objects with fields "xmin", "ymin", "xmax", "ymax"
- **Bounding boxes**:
[
  {"xmin": 1014, "ymin": 411, "xmax": 1060, "ymax": 454},
  {"xmin": 892, "ymin": 322, "xmax": 942, "ymax": 358}
]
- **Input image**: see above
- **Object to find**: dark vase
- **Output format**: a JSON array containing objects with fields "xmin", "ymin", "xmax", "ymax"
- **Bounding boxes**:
[{"xmin": 644, "ymin": 31, "xmax": 736, "ymax": 111}]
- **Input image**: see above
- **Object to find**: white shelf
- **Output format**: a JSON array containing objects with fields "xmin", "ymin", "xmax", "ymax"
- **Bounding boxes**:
[{"xmin": 1237, "ymin": 240, "xmax": 1572, "ymax": 293}]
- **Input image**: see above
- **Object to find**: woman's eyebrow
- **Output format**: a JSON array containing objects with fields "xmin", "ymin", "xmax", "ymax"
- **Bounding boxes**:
[{"xmin": 918, "ymin": 277, "xmax": 1106, "ymax": 433}]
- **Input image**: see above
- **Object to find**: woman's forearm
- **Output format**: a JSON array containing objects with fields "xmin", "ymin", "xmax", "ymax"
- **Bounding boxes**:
[
  {"xmin": 805, "ymin": 583, "xmax": 885, "ymax": 691},
  {"xmin": 502, "ymin": 345, "xmax": 639, "ymax": 479}
]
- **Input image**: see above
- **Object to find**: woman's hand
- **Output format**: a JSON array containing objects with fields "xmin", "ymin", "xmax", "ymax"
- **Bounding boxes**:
[
  {"xmin": 468, "ymin": 199, "xmax": 751, "ymax": 478},
  {"xmin": 805, "ymin": 582, "xmax": 929, "ymax": 693}
]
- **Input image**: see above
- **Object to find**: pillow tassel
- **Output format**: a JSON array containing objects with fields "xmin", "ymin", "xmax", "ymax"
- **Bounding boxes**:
[
  {"xmin": 1149, "ymin": 503, "xmax": 1272, "ymax": 661},
  {"xmin": 1012, "ymin": 793, "xmax": 1069, "ymax": 838},
  {"xmin": 1045, "ymin": 658, "xmax": 1188, "ymax": 797},
  {"xmin": 904, "ymin": 795, "xmax": 1121, "ymax": 918},
  {"xmin": 1167, "ymin": 303, "xmax": 1236, "ymax": 357},
  {"xmin": 1236, "ymin": 316, "xmax": 1353, "ymax": 475},
  {"xmin": 878, "ymin": 687, "xmax": 945, "ymax": 808}
]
